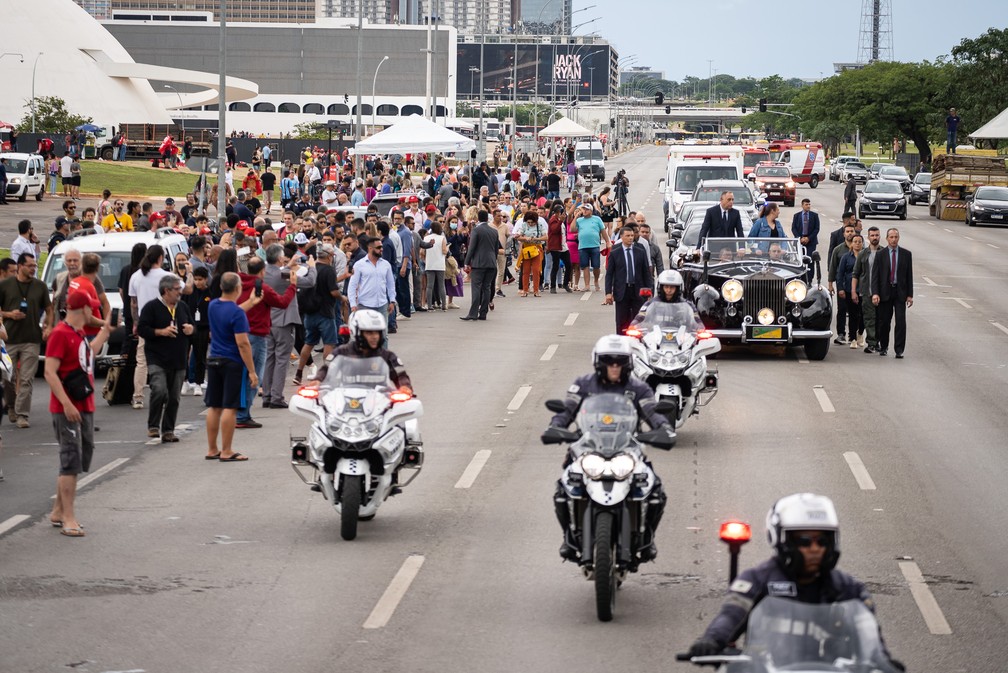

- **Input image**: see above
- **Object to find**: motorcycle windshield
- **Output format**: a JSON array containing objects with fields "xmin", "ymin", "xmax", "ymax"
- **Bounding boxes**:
[
  {"xmin": 741, "ymin": 597, "xmax": 899, "ymax": 672},
  {"xmin": 321, "ymin": 356, "xmax": 392, "ymax": 390},
  {"xmin": 575, "ymin": 394, "xmax": 638, "ymax": 457},
  {"xmin": 639, "ymin": 303, "xmax": 704, "ymax": 341}
]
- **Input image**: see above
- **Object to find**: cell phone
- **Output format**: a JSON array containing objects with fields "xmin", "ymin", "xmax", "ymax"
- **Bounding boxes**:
[{"xmin": 254, "ymin": 279, "xmax": 263, "ymax": 297}]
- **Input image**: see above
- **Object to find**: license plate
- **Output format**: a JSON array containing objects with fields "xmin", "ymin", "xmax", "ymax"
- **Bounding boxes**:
[
  {"xmin": 751, "ymin": 326, "xmax": 783, "ymax": 339},
  {"xmin": 992, "ymin": 214, "xmax": 1004, "ymax": 220},
  {"xmin": 769, "ymin": 191, "xmax": 782, "ymax": 196},
  {"xmin": 876, "ymin": 205, "xmax": 891, "ymax": 210}
]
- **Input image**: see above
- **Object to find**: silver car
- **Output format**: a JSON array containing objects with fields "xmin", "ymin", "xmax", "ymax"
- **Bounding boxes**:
[
  {"xmin": 909, "ymin": 172, "xmax": 931, "ymax": 205},
  {"xmin": 829, "ymin": 156, "xmax": 859, "ymax": 181},
  {"xmin": 840, "ymin": 161, "xmax": 870, "ymax": 183}
]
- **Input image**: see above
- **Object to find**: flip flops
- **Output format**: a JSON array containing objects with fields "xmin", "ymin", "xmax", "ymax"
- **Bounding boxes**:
[
  {"xmin": 60, "ymin": 527, "xmax": 85, "ymax": 537},
  {"xmin": 219, "ymin": 453, "xmax": 248, "ymax": 462},
  {"xmin": 205, "ymin": 454, "xmax": 221, "ymax": 460}
]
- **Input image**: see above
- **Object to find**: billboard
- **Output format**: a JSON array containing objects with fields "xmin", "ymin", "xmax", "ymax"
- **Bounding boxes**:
[{"xmin": 457, "ymin": 43, "xmax": 612, "ymax": 101}]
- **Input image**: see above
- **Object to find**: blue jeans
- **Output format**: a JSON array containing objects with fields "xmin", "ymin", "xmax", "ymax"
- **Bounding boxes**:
[
  {"xmin": 946, "ymin": 130, "xmax": 957, "ymax": 154},
  {"xmin": 237, "ymin": 334, "xmax": 267, "ymax": 423}
]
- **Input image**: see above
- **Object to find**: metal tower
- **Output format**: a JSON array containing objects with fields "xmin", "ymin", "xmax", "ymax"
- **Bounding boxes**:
[{"xmin": 857, "ymin": 0, "xmax": 893, "ymax": 63}]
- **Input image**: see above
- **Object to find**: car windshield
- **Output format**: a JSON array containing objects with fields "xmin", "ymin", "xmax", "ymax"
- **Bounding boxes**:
[
  {"xmin": 914, "ymin": 173, "xmax": 931, "ymax": 184},
  {"xmin": 3, "ymin": 158, "xmax": 27, "ymax": 173},
  {"xmin": 755, "ymin": 167, "xmax": 790, "ymax": 178},
  {"xmin": 705, "ymin": 237, "xmax": 801, "ymax": 262},
  {"xmin": 742, "ymin": 598, "xmax": 900, "ymax": 672},
  {"xmin": 871, "ymin": 164, "xmax": 890, "ymax": 172},
  {"xmin": 847, "ymin": 162, "xmax": 867, "ymax": 170},
  {"xmin": 574, "ymin": 393, "xmax": 638, "ymax": 457},
  {"xmin": 975, "ymin": 186, "xmax": 1008, "ymax": 200},
  {"xmin": 865, "ymin": 181, "xmax": 902, "ymax": 194},
  {"xmin": 44, "ymin": 250, "xmax": 131, "ymax": 293},
  {"xmin": 694, "ymin": 187, "xmax": 753, "ymax": 205},
  {"xmin": 321, "ymin": 356, "xmax": 391, "ymax": 390},
  {"xmin": 676, "ymin": 166, "xmax": 738, "ymax": 192},
  {"xmin": 880, "ymin": 166, "xmax": 908, "ymax": 178},
  {"xmin": 639, "ymin": 302, "xmax": 704, "ymax": 334},
  {"xmin": 575, "ymin": 149, "xmax": 604, "ymax": 162},
  {"xmin": 744, "ymin": 152, "xmax": 770, "ymax": 167}
]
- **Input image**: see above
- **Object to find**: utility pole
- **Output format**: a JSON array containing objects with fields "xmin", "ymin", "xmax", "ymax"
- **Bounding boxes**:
[
  {"xmin": 478, "ymin": 7, "xmax": 485, "ymax": 162},
  {"xmin": 707, "ymin": 59, "xmax": 713, "ymax": 106},
  {"xmin": 425, "ymin": 1, "xmax": 433, "ymax": 118},
  {"xmin": 354, "ymin": 0, "xmax": 364, "ymax": 179},
  {"xmin": 216, "ymin": 0, "xmax": 227, "ymax": 224}
]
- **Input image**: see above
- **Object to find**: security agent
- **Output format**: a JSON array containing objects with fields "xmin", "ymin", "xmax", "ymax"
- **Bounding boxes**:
[
  {"xmin": 548, "ymin": 335, "xmax": 676, "ymax": 562},
  {"xmin": 309, "ymin": 309, "xmax": 412, "ymax": 393},
  {"xmin": 688, "ymin": 493, "xmax": 903, "ymax": 670}
]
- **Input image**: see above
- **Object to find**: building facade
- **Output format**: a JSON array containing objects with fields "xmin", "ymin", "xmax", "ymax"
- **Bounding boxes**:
[
  {"xmin": 514, "ymin": 0, "xmax": 571, "ymax": 35},
  {"xmin": 77, "ymin": 0, "xmax": 316, "ymax": 22},
  {"xmin": 428, "ymin": 0, "xmax": 514, "ymax": 35}
]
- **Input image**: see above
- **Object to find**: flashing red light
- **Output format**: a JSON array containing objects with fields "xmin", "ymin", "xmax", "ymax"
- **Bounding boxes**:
[
  {"xmin": 297, "ymin": 386, "xmax": 320, "ymax": 399},
  {"xmin": 697, "ymin": 330, "xmax": 714, "ymax": 340},
  {"xmin": 338, "ymin": 325, "xmax": 351, "ymax": 337},
  {"xmin": 639, "ymin": 288, "xmax": 653, "ymax": 298},
  {"xmin": 625, "ymin": 327, "xmax": 643, "ymax": 339},
  {"xmin": 389, "ymin": 390, "xmax": 413, "ymax": 403},
  {"xmin": 719, "ymin": 520, "xmax": 752, "ymax": 544}
]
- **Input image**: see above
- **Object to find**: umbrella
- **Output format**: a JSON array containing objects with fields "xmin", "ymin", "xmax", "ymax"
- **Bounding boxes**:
[
  {"xmin": 75, "ymin": 123, "xmax": 102, "ymax": 133},
  {"xmin": 0, "ymin": 120, "xmax": 15, "ymax": 130}
]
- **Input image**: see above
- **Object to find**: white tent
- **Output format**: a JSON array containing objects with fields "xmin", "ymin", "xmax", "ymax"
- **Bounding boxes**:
[
  {"xmin": 538, "ymin": 116, "xmax": 594, "ymax": 138},
  {"xmin": 969, "ymin": 107, "xmax": 1008, "ymax": 139},
  {"xmin": 351, "ymin": 114, "xmax": 475, "ymax": 155}
]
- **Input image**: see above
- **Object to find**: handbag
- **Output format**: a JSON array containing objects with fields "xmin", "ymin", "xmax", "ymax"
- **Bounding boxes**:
[
  {"xmin": 63, "ymin": 367, "xmax": 94, "ymax": 401},
  {"xmin": 520, "ymin": 244, "xmax": 541, "ymax": 261}
]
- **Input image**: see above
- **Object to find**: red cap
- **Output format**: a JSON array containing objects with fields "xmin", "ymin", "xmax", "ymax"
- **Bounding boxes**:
[
  {"xmin": 407, "ymin": 195, "xmax": 419, "ymax": 203},
  {"xmin": 236, "ymin": 220, "xmax": 249, "ymax": 228},
  {"xmin": 425, "ymin": 204, "xmax": 437, "ymax": 213},
  {"xmin": 149, "ymin": 211, "xmax": 166, "ymax": 223},
  {"xmin": 199, "ymin": 226, "xmax": 212, "ymax": 235},
  {"xmin": 67, "ymin": 290, "xmax": 92, "ymax": 311}
]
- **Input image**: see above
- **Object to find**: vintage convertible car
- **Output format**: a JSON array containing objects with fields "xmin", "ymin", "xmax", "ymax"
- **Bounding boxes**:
[{"xmin": 680, "ymin": 237, "xmax": 833, "ymax": 360}]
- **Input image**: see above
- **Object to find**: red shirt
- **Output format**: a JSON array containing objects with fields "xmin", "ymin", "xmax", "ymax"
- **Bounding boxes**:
[
  {"xmin": 68, "ymin": 275, "xmax": 102, "ymax": 337},
  {"xmin": 47, "ymin": 321, "xmax": 95, "ymax": 414},
  {"xmin": 236, "ymin": 272, "xmax": 296, "ymax": 336}
]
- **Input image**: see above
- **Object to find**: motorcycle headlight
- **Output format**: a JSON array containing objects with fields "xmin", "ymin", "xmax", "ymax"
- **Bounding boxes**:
[
  {"xmin": 721, "ymin": 279, "xmax": 743, "ymax": 302},
  {"xmin": 581, "ymin": 453, "xmax": 607, "ymax": 480},
  {"xmin": 757, "ymin": 308, "xmax": 775, "ymax": 325},
  {"xmin": 609, "ymin": 453, "xmax": 636, "ymax": 480},
  {"xmin": 649, "ymin": 351, "xmax": 661, "ymax": 364},
  {"xmin": 785, "ymin": 279, "xmax": 807, "ymax": 303}
]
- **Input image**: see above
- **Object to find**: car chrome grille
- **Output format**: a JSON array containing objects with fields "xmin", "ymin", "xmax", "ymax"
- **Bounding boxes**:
[{"xmin": 742, "ymin": 278, "xmax": 786, "ymax": 321}]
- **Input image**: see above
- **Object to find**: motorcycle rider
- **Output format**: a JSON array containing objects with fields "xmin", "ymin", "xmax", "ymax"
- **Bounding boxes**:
[
  {"xmin": 687, "ymin": 493, "xmax": 903, "ymax": 670},
  {"xmin": 631, "ymin": 270, "xmax": 703, "ymax": 329},
  {"xmin": 309, "ymin": 309, "xmax": 412, "ymax": 393},
  {"xmin": 547, "ymin": 335, "xmax": 676, "ymax": 562}
]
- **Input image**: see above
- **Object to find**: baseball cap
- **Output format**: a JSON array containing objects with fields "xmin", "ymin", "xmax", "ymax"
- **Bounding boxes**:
[
  {"xmin": 407, "ymin": 195, "xmax": 419, "ymax": 203},
  {"xmin": 66, "ymin": 290, "xmax": 91, "ymax": 311},
  {"xmin": 149, "ymin": 211, "xmax": 167, "ymax": 224},
  {"xmin": 425, "ymin": 204, "xmax": 437, "ymax": 214},
  {"xmin": 55, "ymin": 215, "xmax": 69, "ymax": 228},
  {"xmin": 293, "ymin": 232, "xmax": 310, "ymax": 245},
  {"xmin": 236, "ymin": 220, "xmax": 249, "ymax": 229},
  {"xmin": 199, "ymin": 226, "xmax": 212, "ymax": 235},
  {"xmin": 325, "ymin": 179, "xmax": 336, "ymax": 186},
  {"xmin": 317, "ymin": 243, "xmax": 335, "ymax": 257},
  {"xmin": 165, "ymin": 197, "xmax": 176, "ymax": 206}
]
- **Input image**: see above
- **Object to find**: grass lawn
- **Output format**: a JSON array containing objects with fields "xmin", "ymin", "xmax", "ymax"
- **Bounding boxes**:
[
  {"xmin": 78, "ymin": 162, "xmax": 282, "ymax": 200},
  {"xmin": 0, "ymin": 248, "xmax": 47, "ymax": 267},
  {"xmin": 836, "ymin": 142, "xmax": 947, "ymax": 162}
]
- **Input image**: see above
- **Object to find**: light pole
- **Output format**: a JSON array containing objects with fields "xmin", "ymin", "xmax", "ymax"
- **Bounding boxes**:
[
  {"xmin": 216, "ymin": 0, "xmax": 227, "ymax": 224},
  {"xmin": 371, "ymin": 55, "xmax": 390, "ymax": 134},
  {"xmin": 31, "ymin": 52, "xmax": 43, "ymax": 134},
  {"xmin": 164, "ymin": 84, "xmax": 184, "ymax": 138},
  {"xmin": 469, "ymin": 66, "xmax": 479, "ymax": 101},
  {"xmin": 354, "ymin": 0, "xmax": 364, "ymax": 180},
  {"xmin": 707, "ymin": 59, "xmax": 714, "ymax": 106}
]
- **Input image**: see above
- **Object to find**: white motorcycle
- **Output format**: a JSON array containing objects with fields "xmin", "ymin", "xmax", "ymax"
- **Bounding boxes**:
[
  {"xmin": 288, "ymin": 356, "xmax": 423, "ymax": 541},
  {"xmin": 627, "ymin": 302, "xmax": 721, "ymax": 429}
]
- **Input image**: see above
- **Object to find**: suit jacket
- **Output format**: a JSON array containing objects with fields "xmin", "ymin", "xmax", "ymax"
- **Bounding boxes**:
[
  {"xmin": 827, "ymin": 226, "xmax": 845, "ymax": 260},
  {"xmin": 870, "ymin": 246, "xmax": 913, "ymax": 301},
  {"xmin": 790, "ymin": 210, "xmax": 820, "ymax": 253},
  {"xmin": 645, "ymin": 238, "xmax": 664, "ymax": 274},
  {"xmin": 699, "ymin": 205, "xmax": 744, "ymax": 242},
  {"xmin": 605, "ymin": 243, "xmax": 653, "ymax": 302},
  {"xmin": 265, "ymin": 263, "xmax": 317, "ymax": 327},
  {"xmin": 464, "ymin": 222, "xmax": 502, "ymax": 269}
]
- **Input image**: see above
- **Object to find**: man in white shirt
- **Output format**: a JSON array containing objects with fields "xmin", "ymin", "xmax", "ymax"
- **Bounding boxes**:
[
  {"xmin": 497, "ymin": 193, "xmax": 515, "ymax": 221},
  {"xmin": 59, "ymin": 151, "xmax": 73, "ymax": 198},
  {"xmin": 128, "ymin": 246, "xmax": 172, "ymax": 410},
  {"xmin": 321, "ymin": 180, "xmax": 339, "ymax": 212}
]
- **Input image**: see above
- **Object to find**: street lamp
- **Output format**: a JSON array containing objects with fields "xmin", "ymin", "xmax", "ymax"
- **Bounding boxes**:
[
  {"xmin": 164, "ymin": 84, "xmax": 184, "ymax": 137},
  {"xmin": 31, "ymin": 52, "xmax": 43, "ymax": 134},
  {"xmin": 469, "ymin": 66, "xmax": 480, "ymax": 100},
  {"xmin": 371, "ymin": 55, "xmax": 390, "ymax": 134}
]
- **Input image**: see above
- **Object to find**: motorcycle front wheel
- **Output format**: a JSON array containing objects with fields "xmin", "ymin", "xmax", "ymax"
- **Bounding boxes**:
[
  {"xmin": 340, "ymin": 475, "xmax": 363, "ymax": 541},
  {"xmin": 594, "ymin": 511, "xmax": 617, "ymax": 622}
]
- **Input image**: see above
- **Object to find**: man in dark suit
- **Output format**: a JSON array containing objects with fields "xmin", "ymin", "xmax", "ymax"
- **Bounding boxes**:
[
  {"xmin": 605, "ymin": 225, "xmax": 654, "ymax": 333},
  {"xmin": 461, "ymin": 210, "xmax": 502, "ymax": 321},
  {"xmin": 698, "ymin": 191, "xmax": 744, "ymax": 243},
  {"xmin": 790, "ymin": 198, "xmax": 820, "ymax": 256},
  {"xmin": 827, "ymin": 212, "xmax": 856, "ymax": 262},
  {"xmin": 870, "ymin": 228, "xmax": 913, "ymax": 358}
]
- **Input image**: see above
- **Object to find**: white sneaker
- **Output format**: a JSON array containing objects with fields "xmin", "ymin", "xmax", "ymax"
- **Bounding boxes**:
[
  {"xmin": 199, "ymin": 383, "xmax": 207, "ymax": 395},
  {"xmin": 181, "ymin": 382, "xmax": 192, "ymax": 396},
  {"xmin": 849, "ymin": 341, "xmax": 858, "ymax": 349},
  {"xmin": 194, "ymin": 382, "xmax": 205, "ymax": 396},
  {"xmin": 131, "ymin": 398, "xmax": 144, "ymax": 410}
]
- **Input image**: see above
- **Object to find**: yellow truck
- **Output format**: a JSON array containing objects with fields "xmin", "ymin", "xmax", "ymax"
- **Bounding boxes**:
[{"xmin": 930, "ymin": 151, "xmax": 1008, "ymax": 221}]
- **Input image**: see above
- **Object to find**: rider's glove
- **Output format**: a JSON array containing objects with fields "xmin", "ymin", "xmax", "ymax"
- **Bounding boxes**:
[{"xmin": 688, "ymin": 638, "xmax": 721, "ymax": 658}]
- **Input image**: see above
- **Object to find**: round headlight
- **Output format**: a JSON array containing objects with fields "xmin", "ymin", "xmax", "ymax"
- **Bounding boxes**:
[
  {"xmin": 609, "ymin": 453, "xmax": 636, "ymax": 480},
  {"xmin": 785, "ymin": 279, "xmax": 807, "ymax": 303},
  {"xmin": 721, "ymin": 279, "xmax": 743, "ymax": 302},
  {"xmin": 581, "ymin": 453, "xmax": 607, "ymax": 480},
  {"xmin": 757, "ymin": 308, "xmax": 775, "ymax": 325}
]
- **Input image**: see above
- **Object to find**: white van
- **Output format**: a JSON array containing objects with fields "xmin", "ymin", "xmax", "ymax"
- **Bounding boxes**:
[
  {"xmin": 658, "ymin": 145, "xmax": 745, "ymax": 227},
  {"xmin": 777, "ymin": 144, "xmax": 825, "ymax": 188},
  {"xmin": 0, "ymin": 152, "xmax": 46, "ymax": 201},
  {"xmin": 574, "ymin": 140, "xmax": 605, "ymax": 181}
]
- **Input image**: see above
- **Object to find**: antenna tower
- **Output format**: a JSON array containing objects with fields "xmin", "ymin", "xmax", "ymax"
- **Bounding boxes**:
[{"xmin": 857, "ymin": 0, "xmax": 893, "ymax": 63}]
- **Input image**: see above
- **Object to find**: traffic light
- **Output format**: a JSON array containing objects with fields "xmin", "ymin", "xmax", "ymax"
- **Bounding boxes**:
[
  {"xmin": 665, "ymin": 105, "xmax": 671, "ymax": 114},
  {"xmin": 759, "ymin": 98, "xmax": 767, "ymax": 112},
  {"xmin": 655, "ymin": 92, "xmax": 664, "ymax": 105},
  {"xmin": 344, "ymin": 93, "xmax": 350, "ymax": 104},
  {"xmin": 741, "ymin": 106, "xmax": 747, "ymax": 114},
  {"xmin": 609, "ymin": 117, "xmax": 616, "ymax": 128}
]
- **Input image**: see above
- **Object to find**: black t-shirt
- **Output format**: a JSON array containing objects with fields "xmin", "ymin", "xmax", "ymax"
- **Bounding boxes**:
[
  {"xmin": 313, "ymin": 263, "xmax": 338, "ymax": 318},
  {"xmin": 261, "ymin": 171, "xmax": 277, "ymax": 191},
  {"xmin": 118, "ymin": 265, "xmax": 136, "ymax": 334},
  {"xmin": 48, "ymin": 231, "xmax": 67, "ymax": 253},
  {"xmin": 246, "ymin": 197, "xmax": 261, "ymax": 214},
  {"xmin": 544, "ymin": 173, "xmax": 562, "ymax": 192},
  {"xmin": 180, "ymin": 204, "xmax": 195, "ymax": 222}
]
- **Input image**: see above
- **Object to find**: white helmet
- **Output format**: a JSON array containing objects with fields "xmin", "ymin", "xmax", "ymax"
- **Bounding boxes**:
[
  {"xmin": 592, "ymin": 335, "xmax": 635, "ymax": 384},
  {"xmin": 766, "ymin": 493, "xmax": 841, "ymax": 575},
  {"xmin": 347, "ymin": 309, "xmax": 387, "ymax": 351},
  {"xmin": 656, "ymin": 270, "xmax": 684, "ymax": 302}
]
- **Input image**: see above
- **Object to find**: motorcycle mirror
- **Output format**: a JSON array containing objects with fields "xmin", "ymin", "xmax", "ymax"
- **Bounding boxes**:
[
  {"xmin": 653, "ymin": 400, "xmax": 677, "ymax": 415},
  {"xmin": 544, "ymin": 399, "xmax": 567, "ymax": 414},
  {"xmin": 802, "ymin": 255, "xmax": 812, "ymax": 266},
  {"xmin": 810, "ymin": 250, "xmax": 821, "ymax": 263}
]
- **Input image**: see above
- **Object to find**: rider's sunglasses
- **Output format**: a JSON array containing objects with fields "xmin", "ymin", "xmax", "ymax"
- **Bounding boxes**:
[
  {"xmin": 598, "ymin": 355, "xmax": 628, "ymax": 367},
  {"xmin": 793, "ymin": 534, "xmax": 830, "ymax": 548}
]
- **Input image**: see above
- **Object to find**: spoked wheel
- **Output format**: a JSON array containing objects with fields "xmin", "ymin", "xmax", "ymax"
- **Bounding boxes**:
[
  {"xmin": 594, "ymin": 511, "xmax": 617, "ymax": 622},
  {"xmin": 339, "ymin": 475, "xmax": 363, "ymax": 541}
]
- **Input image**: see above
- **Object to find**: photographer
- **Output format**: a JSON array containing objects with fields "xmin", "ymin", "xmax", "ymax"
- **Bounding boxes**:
[{"xmin": 612, "ymin": 169, "xmax": 630, "ymax": 218}]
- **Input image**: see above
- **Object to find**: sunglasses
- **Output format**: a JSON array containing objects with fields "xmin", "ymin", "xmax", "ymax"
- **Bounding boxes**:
[{"xmin": 792, "ymin": 534, "xmax": 831, "ymax": 548}]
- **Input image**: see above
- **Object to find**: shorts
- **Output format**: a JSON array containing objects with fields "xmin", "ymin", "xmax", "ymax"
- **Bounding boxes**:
[
  {"xmin": 54, "ymin": 412, "xmax": 95, "ymax": 476},
  {"xmin": 71, "ymin": 176, "xmax": 81, "ymax": 186},
  {"xmin": 204, "ymin": 357, "xmax": 246, "ymax": 409},
  {"xmin": 303, "ymin": 312, "xmax": 338, "ymax": 346},
  {"xmin": 578, "ymin": 247, "xmax": 602, "ymax": 270},
  {"xmin": 62, "ymin": 177, "xmax": 72, "ymax": 185}
]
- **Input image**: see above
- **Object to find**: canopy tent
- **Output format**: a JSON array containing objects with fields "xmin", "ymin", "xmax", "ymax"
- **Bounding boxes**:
[
  {"xmin": 351, "ymin": 114, "xmax": 475, "ymax": 155},
  {"xmin": 969, "ymin": 107, "xmax": 1008, "ymax": 139},
  {"xmin": 538, "ymin": 116, "xmax": 594, "ymax": 138}
]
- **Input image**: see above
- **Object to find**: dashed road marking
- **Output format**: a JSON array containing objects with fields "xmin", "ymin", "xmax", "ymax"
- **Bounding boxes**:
[
  {"xmin": 812, "ymin": 386, "xmax": 835, "ymax": 413},
  {"xmin": 540, "ymin": 344, "xmax": 559, "ymax": 361},
  {"xmin": 564, "ymin": 312, "xmax": 579, "ymax": 326},
  {"xmin": 951, "ymin": 298, "xmax": 973, "ymax": 309},
  {"xmin": 580, "ymin": 292, "xmax": 592, "ymax": 301},
  {"xmin": 963, "ymin": 236, "xmax": 974, "ymax": 241},
  {"xmin": 988, "ymin": 243, "xmax": 1000, "ymax": 249},
  {"xmin": 0, "ymin": 514, "xmax": 31, "ymax": 537},
  {"xmin": 506, "ymin": 385, "xmax": 532, "ymax": 411},
  {"xmin": 898, "ymin": 560, "xmax": 953, "ymax": 635},
  {"xmin": 943, "ymin": 227, "xmax": 953, "ymax": 233},
  {"xmin": 363, "ymin": 555, "xmax": 425, "ymax": 629},
  {"xmin": 454, "ymin": 450, "xmax": 492, "ymax": 489},
  {"xmin": 992, "ymin": 321, "xmax": 1008, "ymax": 337},
  {"xmin": 843, "ymin": 452, "xmax": 877, "ymax": 490},
  {"xmin": 51, "ymin": 457, "xmax": 130, "ymax": 499}
]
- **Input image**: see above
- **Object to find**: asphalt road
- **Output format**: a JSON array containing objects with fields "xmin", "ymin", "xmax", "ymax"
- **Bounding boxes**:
[{"xmin": 1, "ymin": 144, "xmax": 1006, "ymax": 673}]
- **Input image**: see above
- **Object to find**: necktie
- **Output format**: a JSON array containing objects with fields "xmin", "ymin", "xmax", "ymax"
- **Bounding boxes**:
[
  {"xmin": 889, "ymin": 248, "xmax": 897, "ymax": 285},
  {"xmin": 802, "ymin": 212, "xmax": 809, "ymax": 235},
  {"xmin": 722, "ymin": 210, "xmax": 727, "ymax": 228},
  {"xmin": 625, "ymin": 247, "xmax": 634, "ymax": 283}
]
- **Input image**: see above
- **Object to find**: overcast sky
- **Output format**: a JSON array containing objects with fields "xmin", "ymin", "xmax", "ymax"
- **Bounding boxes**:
[{"xmin": 586, "ymin": 0, "xmax": 1008, "ymax": 81}]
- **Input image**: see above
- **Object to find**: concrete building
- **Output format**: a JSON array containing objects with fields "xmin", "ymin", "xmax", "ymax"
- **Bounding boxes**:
[
  {"xmin": 514, "ymin": 0, "xmax": 571, "ymax": 35},
  {"xmin": 75, "ymin": 0, "xmax": 316, "ymax": 22},
  {"xmin": 619, "ymin": 66, "xmax": 665, "ymax": 86},
  {"xmin": 432, "ymin": 0, "xmax": 514, "ymax": 35}
]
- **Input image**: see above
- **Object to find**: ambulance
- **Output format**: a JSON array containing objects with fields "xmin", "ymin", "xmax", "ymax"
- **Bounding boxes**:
[{"xmin": 776, "ymin": 142, "xmax": 825, "ymax": 188}]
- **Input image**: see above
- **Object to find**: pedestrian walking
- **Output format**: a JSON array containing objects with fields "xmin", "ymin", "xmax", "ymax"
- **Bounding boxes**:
[
  {"xmin": 263, "ymin": 244, "xmax": 316, "ymax": 408},
  {"xmin": 422, "ymin": 223, "xmax": 449, "ymax": 310},
  {"xmin": 45, "ymin": 291, "xmax": 113, "ymax": 537},
  {"xmin": 837, "ymin": 234, "xmax": 864, "ymax": 349},
  {"xmin": 293, "ymin": 245, "xmax": 341, "ymax": 385},
  {"xmin": 574, "ymin": 203, "xmax": 607, "ymax": 292},
  {"xmin": 128, "ymin": 245, "xmax": 172, "ymax": 409},
  {"xmin": 870, "ymin": 228, "xmax": 914, "ymax": 358},
  {"xmin": 460, "ymin": 210, "xmax": 502, "ymax": 321},
  {"xmin": 604, "ymin": 225, "xmax": 654, "ymax": 334},
  {"xmin": 183, "ymin": 266, "xmax": 212, "ymax": 394},
  {"xmin": 851, "ymin": 226, "xmax": 882, "ymax": 353},
  {"xmin": 828, "ymin": 222, "xmax": 856, "ymax": 344}
]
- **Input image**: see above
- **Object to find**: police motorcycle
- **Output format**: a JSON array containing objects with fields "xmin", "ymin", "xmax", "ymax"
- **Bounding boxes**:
[
  {"xmin": 288, "ymin": 356, "xmax": 423, "ymax": 541},
  {"xmin": 626, "ymin": 301, "xmax": 721, "ymax": 429},
  {"xmin": 542, "ymin": 393, "xmax": 677, "ymax": 622}
]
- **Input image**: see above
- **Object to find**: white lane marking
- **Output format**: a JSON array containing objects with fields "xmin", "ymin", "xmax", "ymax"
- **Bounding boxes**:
[
  {"xmin": 540, "ymin": 344, "xmax": 559, "ymax": 361},
  {"xmin": 50, "ymin": 457, "xmax": 130, "ymax": 499},
  {"xmin": 952, "ymin": 298, "xmax": 973, "ymax": 309},
  {"xmin": 928, "ymin": 222, "xmax": 935, "ymax": 226},
  {"xmin": 963, "ymin": 236, "xmax": 974, "ymax": 241},
  {"xmin": 992, "ymin": 321, "xmax": 1008, "ymax": 337},
  {"xmin": 0, "ymin": 514, "xmax": 31, "ymax": 536},
  {"xmin": 922, "ymin": 276, "xmax": 938, "ymax": 286},
  {"xmin": 454, "ymin": 450, "xmax": 492, "ymax": 489},
  {"xmin": 943, "ymin": 227, "xmax": 953, "ymax": 233},
  {"xmin": 506, "ymin": 385, "xmax": 532, "ymax": 411},
  {"xmin": 797, "ymin": 353, "xmax": 809, "ymax": 364},
  {"xmin": 580, "ymin": 292, "xmax": 592, "ymax": 301},
  {"xmin": 812, "ymin": 386, "xmax": 835, "ymax": 413},
  {"xmin": 363, "ymin": 555, "xmax": 425, "ymax": 629},
  {"xmin": 843, "ymin": 452, "xmax": 877, "ymax": 490},
  {"xmin": 898, "ymin": 560, "xmax": 953, "ymax": 635},
  {"xmin": 988, "ymin": 243, "xmax": 1000, "ymax": 249},
  {"xmin": 564, "ymin": 312, "xmax": 579, "ymax": 326}
]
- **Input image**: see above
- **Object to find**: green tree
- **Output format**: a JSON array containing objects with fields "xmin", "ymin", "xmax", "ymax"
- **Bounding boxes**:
[
  {"xmin": 16, "ymin": 96, "xmax": 92, "ymax": 133},
  {"xmin": 941, "ymin": 28, "xmax": 1008, "ymax": 145},
  {"xmin": 291, "ymin": 122, "xmax": 327, "ymax": 140}
]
